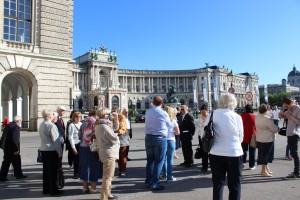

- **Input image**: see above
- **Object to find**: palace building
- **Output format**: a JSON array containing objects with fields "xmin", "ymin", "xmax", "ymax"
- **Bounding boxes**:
[{"xmin": 72, "ymin": 48, "xmax": 259, "ymax": 113}]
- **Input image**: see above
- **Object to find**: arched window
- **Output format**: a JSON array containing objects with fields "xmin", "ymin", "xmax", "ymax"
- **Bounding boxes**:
[
  {"xmin": 78, "ymin": 99, "xmax": 83, "ymax": 109},
  {"xmin": 94, "ymin": 96, "xmax": 98, "ymax": 107},
  {"xmin": 137, "ymin": 99, "xmax": 141, "ymax": 109},
  {"xmin": 111, "ymin": 95, "xmax": 119, "ymax": 109},
  {"xmin": 145, "ymin": 99, "xmax": 150, "ymax": 109}
]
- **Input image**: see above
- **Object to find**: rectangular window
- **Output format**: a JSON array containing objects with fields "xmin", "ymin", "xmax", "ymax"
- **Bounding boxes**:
[{"xmin": 3, "ymin": 0, "xmax": 31, "ymax": 43}]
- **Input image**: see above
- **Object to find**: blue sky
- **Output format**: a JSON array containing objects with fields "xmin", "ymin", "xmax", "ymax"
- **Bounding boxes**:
[{"xmin": 73, "ymin": 0, "xmax": 300, "ymax": 85}]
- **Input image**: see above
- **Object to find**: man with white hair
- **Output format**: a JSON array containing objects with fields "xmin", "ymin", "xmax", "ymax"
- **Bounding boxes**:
[{"xmin": 0, "ymin": 115, "xmax": 27, "ymax": 181}]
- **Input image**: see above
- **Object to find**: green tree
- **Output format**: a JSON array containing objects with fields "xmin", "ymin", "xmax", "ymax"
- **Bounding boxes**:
[{"xmin": 260, "ymin": 92, "xmax": 291, "ymax": 106}]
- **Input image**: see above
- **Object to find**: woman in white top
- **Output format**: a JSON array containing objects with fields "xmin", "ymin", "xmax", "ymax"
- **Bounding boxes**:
[
  {"xmin": 198, "ymin": 104, "xmax": 209, "ymax": 172},
  {"xmin": 68, "ymin": 112, "xmax": 82, "ymax": 179},
  {"xmin": 206, "ymin": 93, "xmax": 243, "ymax": 200},
  {"xmin": 162, "ymin": 106, "xmax": 180, "ymax": 182}
]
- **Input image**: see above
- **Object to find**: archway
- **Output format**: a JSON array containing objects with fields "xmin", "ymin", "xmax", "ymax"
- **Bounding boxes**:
[
  {"xmin": 0, "ymin": 70, "xmax": 38, "ymax": 130},
  {"xmin": 111, "ymin": 95, "xmax": 119, "ymax": 109}
]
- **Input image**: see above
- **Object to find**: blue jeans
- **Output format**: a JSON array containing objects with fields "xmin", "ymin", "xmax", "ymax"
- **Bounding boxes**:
[
  {"xmin": 145, "ymin": 135, "xmax": 167, "ymax": 188},
  {"xmin": 162, "ymin": 140, "xmax": 176, "ymax": 180}
]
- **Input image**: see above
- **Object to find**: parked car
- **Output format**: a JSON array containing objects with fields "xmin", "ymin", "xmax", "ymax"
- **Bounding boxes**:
[{"xmin": 135, "ymin": 112, "xmax": 145, "ymax": 123}]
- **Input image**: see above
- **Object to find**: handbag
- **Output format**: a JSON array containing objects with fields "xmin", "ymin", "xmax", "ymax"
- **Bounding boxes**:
[
  {"xmin": 194, "ymin": 145, "xmax": 202, "ymax": 159},
  {"xmin": 89, "ymin": 138, "xmax": 98, "ymax": 152},
  {"xmin": 56, "ymin": 163, "xmax": 65, "ymax": 189},
  {"xmin": 278, "ymin": 120, "xmax": 287, "ymax": 136},
  {"xmin": 250, "ymin": 134, "xmax": 256, "ymax": 148},
  {"xmin": 202, "ymin": 111, "xmax": 214, "ymax": 153},
  {"xmin": 37, "ymin": 149, "xmax": 43, "ymax": 163}
]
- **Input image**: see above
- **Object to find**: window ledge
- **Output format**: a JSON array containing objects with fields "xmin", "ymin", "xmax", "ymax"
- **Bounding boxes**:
[{"xmin": 2, "ymin": 40, "xmax": 33, "ymax": 51}]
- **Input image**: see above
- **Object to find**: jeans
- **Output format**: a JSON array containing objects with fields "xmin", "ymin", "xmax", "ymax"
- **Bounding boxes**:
[
  {"xmin": 241, "ymin": 142, "xmax": 256, "ymax": 168},
  {"xmin": 100, "ymin": 158, "xmax": 115, "ymax": 200},
  {"xmin": 145, "ymin": 135, "xmax": 167, "ymax": 188},
  {"xmin": 162, "ymin": 140, "xmax": 176, "ymax": 180},
  {"xmin": 288, "ymin": 135, "xmax": 299, "ymax": 175},
  {"xmin": 209, "ymin": 154, "xmax": 242, "ymax": 200}
]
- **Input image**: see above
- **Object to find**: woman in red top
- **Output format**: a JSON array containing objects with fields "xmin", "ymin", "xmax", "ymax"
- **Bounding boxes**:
[{"xmin": 240, "ymin": 104, "xmax": 257, "ymax": 170}]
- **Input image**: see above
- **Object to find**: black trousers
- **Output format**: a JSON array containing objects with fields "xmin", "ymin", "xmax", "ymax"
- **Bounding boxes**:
[
  {"xmin": 0, "ymin": 150, "xmax": 23, "ymax": 179},
  {"xmin": 181, "ymin": 139, "xmax": 193, "ymax": 164},
  {"xmin": 209, "ymin": 154, "xmax": 242, "ymax": 200},
  {"xmin": 288, "ymin": 135, "xmax": 300, "ymax": 175},
  {"xmin": 41, "ymin": 151, "xmax": 59, "ymax": 195},
  {"xmin": 198, "ymin": 136, "xmax": 209, "ymax": 169}
]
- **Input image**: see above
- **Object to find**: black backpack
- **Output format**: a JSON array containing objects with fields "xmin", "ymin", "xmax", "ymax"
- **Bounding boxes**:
[{"xmin": 202, "ymin": 111, "xmax": 214, "ymax": 153}]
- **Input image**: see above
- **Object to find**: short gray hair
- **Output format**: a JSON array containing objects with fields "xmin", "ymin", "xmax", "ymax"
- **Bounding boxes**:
[
  {"xmin": 181, "ymin": 105, "xmax": 188, "ymax": 110},
  {"xmin": 96, "ymin": 107, "xmax": 111, "ymax": 118},
  {"xmin": 41, "ymin": 109, "xmax": 53, "ymax": 120},
  {"xmin": 218, "ymin": 93, "xmax": 237, "ymax": 110},
  {"xmin": 14, "ymin": 115, "xmax": 22, "ymax": 121}
]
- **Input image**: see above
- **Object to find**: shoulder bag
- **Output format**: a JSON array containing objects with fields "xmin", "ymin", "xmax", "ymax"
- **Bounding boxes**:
[
  {"xmin": 202, "ymin": 111, "xmax": 214, "ymax": 153},
  {"xmin": 278, "ymin": 120, "xmax": 287, "ymax": 136},
  {"xmin": 194, "ymin": 145, "xmax": 202, "ymax": 159}
]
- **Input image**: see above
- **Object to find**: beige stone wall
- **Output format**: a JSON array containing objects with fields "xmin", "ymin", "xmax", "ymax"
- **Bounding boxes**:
[{"xmin": 40, "ymin": 0, "xmax": 73, "ymax": 58}]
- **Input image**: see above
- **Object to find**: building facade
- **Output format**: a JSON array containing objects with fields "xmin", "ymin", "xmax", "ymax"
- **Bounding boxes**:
[
  {"xmin": 0, "ymin": 0, "xmax": 74, "ymax": 130},
  {"xmin": 73, "ymin": 49, "xmax": 260, "ymax": 112}
]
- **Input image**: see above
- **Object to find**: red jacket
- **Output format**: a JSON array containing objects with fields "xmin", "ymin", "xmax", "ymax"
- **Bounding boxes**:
[{"xmin": 240, "ymin": 113, "xmax": 256, "ymax": 144}]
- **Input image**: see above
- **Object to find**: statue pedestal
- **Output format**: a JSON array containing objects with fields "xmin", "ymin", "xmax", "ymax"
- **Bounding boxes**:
[{"xmin": 165, "ymin": 102, "xmax": 181, "ymax": 108}]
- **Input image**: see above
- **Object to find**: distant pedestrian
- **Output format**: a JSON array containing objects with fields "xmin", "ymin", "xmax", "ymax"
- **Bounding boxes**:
[
  {"xmin": 144, "ymin": 96, "xmax": 174, "ymax": 191},
  {"xmin": 179, "ymin": 105, "xmax": 195, "ymax": 167},
  {"xmin": 0, "ymin": 115, "xmax": 27, "ymax": 182}
]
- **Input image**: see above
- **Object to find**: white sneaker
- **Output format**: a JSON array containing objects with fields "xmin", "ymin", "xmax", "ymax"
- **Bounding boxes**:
[
  {"xmin": 249, "ymin": 166, "xmax": 256, "ymax": 170},
  {"xmin": 167, "ymin": 176, "xmax": 177, "ymax": 182}
]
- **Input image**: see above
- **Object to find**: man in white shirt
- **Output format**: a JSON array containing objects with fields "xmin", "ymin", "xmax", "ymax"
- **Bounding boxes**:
[{"xmin": 272, "ymin": 105, "xmax": 280, "ymax": 126}]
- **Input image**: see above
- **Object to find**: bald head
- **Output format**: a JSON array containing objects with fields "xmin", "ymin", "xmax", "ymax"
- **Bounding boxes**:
[{"xmin": 153, "ymin": 96, "xmax": 163, "ymax": 107}]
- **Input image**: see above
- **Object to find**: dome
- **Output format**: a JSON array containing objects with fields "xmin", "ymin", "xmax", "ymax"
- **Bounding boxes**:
[{"xmin": 288, "ymin": 66, "xmax": 300, "ymax": 77}]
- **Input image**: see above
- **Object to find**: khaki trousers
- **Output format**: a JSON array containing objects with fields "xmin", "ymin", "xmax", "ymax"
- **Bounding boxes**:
[{"xmin": 100, "ymin": 157, "xmax": 115, "ymax": 200}]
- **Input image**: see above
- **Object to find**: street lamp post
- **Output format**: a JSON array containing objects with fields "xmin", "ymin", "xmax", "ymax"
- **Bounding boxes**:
[{"xmin": 227, "ymin": 70, "xmax": 235, "ymax": 94}]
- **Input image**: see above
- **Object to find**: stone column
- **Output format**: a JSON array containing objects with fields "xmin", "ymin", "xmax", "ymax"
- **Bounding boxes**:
[
  {"xmin": 183, "ymin": 78, "xmax": 186, "ymax": 92},
  {"xmin": 131, "ymin": 77, "xmax": 134, "ymax": 92},
  {"xmin": 8, "ymin": 100, "xmax": 13, "ymax": 122},
  {"xmin": 16, "ymin": 97, "xmax": 22, "ymax": 117},
  {"xmin": 134, "ymin": 77, "xmax": 136, "ymax": 92}
]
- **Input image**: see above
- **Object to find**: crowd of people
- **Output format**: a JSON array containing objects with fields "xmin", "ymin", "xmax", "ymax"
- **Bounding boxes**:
[{"xmin": 0, "ymin": 94, "xmax": 299, "ymax": 200}]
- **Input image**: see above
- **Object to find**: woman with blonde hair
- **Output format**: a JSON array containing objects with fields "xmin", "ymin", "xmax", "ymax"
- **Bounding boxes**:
[
  {"xmin": 162, "ymin": 106, "xmax": 180, "ymax": 181},
  {"xmin": 115, "ymin": 114, "xmax": 130, "ymax": 177}
]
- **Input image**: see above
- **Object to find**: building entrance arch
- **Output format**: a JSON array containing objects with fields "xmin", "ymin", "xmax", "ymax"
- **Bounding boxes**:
[{"xmin": 0, "ymin": 69, "xmax": 38, "ymax": 131}]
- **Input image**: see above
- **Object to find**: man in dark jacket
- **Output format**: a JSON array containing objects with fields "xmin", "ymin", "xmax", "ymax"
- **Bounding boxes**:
[
  {"xmin": 179, "ymin": 105, "xmax": 196, "ymax": 167},
  {"xmin": 0, "ymin": 116, "xmax": 26, "ymax": 181},
  {"xmin": 55, "ymin": 106, "xmax": 66, "ymax": 166}
]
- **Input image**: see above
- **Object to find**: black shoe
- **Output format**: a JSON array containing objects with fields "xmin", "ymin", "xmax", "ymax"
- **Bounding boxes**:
[
  {"xmin": 108, "ymin": 195, "xmax": 118, "ymax": 199},
  {"xmin": 185, "ymin": 163, "xmax": 194, "ymax": 168},
  {"xmin": 151, "ymin": 185, "xmax": 165, "ymax": 191},
  {"xmin": 180, "ymin": 162, "xmax": 186, "ymax": 166},
  {"xmin": 0, "ymin": 178, "xmax": 8, "ymax": 182},
  {"xmin": 16, "ymin": 175, "xmax": 27, "ymax": 179},
  {"xmin": 200, "ymin": 168, "xmax": 208, "ymax": 172},
  {"xmin": 127, "ymin": 157, "xmax": 132, "ymax": 161}
]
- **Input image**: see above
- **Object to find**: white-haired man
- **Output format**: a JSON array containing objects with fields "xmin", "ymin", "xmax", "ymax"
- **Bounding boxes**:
[{"xmin": 0, "ymin": 115, "xmax": 27, "ymax": 181}]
